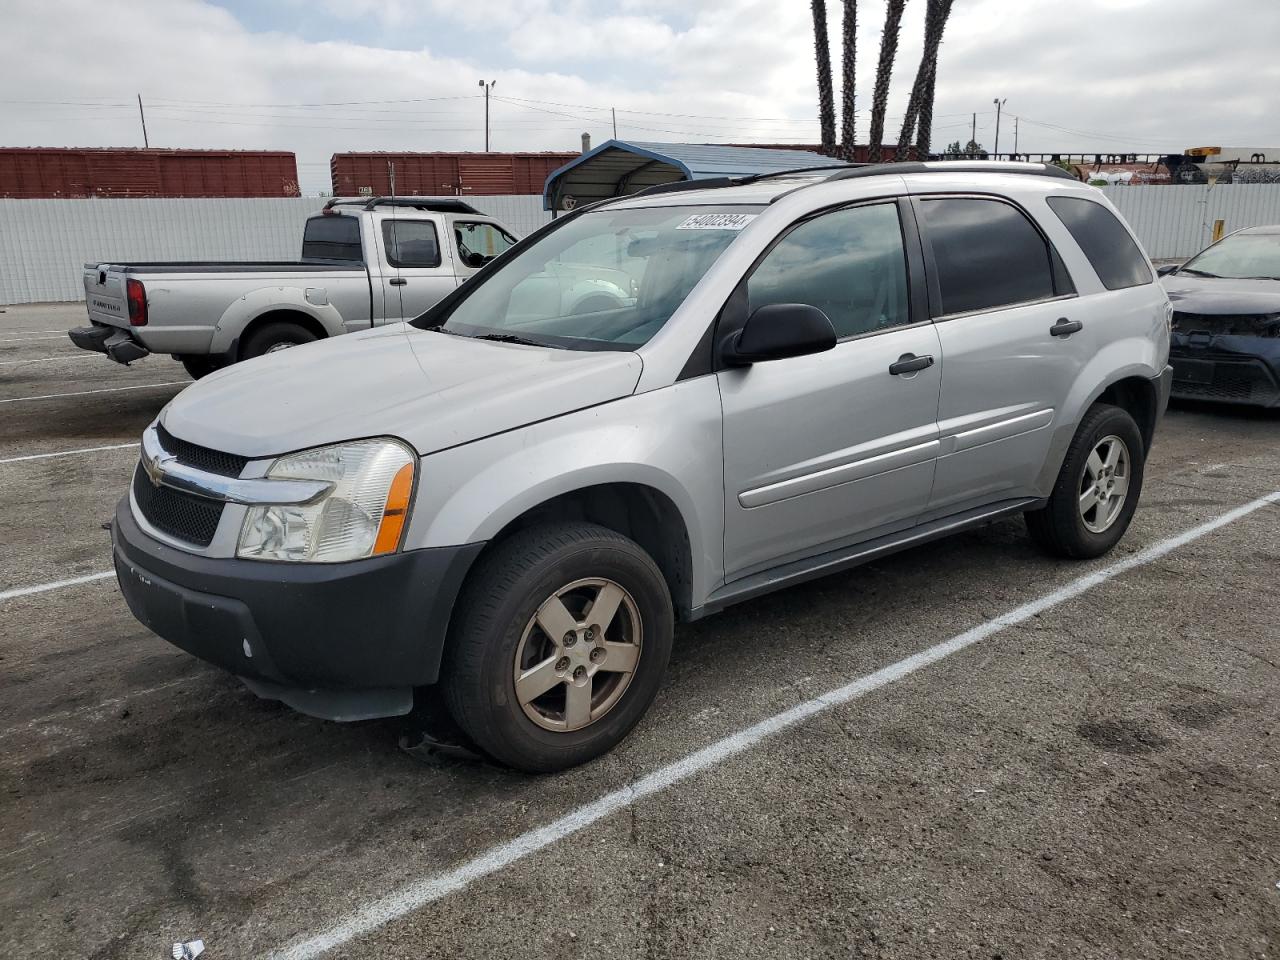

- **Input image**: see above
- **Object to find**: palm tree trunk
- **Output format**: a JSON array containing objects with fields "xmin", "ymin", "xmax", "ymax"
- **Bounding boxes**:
[
  {"xmin": 914, "ymin": 0, "xmax": 951, "ymax": 157},
  {"xmin": 896, "ymin": 0, "xmax": 953, "ymax": 161},
  {"xmin": 811, "ymin": 0, "xmax": 837, "ymax": 151},
  {"xmin": 839, "ymin": 0, "xmax": 857, "ymax": 160},
  {"xmin": 867, "ymin": 0, "xmax": 906, "ymax": 163}
]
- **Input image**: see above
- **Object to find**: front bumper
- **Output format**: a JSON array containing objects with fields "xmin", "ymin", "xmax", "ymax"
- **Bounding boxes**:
[
  {"xmin": 112, "ymin": 498, "xmax": 484, "ymax": 720},
  {"xmin": 1169, "ymin": 334, "xmax": 1280, "ymax": 407},
  {"xmin": 68, "ymin": 324, "xmax": 149, "ymax": 364}
]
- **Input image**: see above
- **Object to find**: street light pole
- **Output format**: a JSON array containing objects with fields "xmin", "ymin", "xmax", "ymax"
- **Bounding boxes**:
[
  {"xmin": 478, "ymin": 80, "xmax": 496, "ymax": 152},
  {"xmin": 993, "ymin": 98, "xmax": 1006, "ymax": 157}
]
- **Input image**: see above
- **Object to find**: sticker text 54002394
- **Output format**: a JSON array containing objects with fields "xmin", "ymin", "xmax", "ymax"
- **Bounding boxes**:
[{"xmin": 675, "ymin": 213, "xmax": 758, "ymax": 231}]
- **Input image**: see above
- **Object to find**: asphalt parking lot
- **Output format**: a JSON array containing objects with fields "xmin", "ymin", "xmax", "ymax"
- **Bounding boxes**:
[{"xmin": 2, "ymin": 302, "xmax": 1278, "ymax": 960}]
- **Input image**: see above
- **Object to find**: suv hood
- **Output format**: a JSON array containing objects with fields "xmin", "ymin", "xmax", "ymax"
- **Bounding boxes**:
[
  {"xmin": 161, "ymin": 324, "xmax": 642, "ymax": 459},
  {"xmin": 1162, "ymin": 274, "xmax": 1280, "ymax": 315}
]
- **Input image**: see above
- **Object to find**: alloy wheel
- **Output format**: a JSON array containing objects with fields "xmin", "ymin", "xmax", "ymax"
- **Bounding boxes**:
[{"xmin": 512, "ymin": 578, "xmax": 643, "ymax": 732}]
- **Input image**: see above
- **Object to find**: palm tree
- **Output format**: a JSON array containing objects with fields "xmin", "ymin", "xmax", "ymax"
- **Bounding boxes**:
[
  {"xmin": 839, "ymin": 0, "xmax": 857, "ymax": 160},
  {"xmin": 896, "ymin": 0, "xmax": 953, "ymax": 160},
  {"xmin": 867, "ymin": 0, "xmax": 907, "ymax": 162},
  {"xmin": 811, "ymin": 0, "xmax": 836, "ymax": 152},
  {"xmin": 914, "ymin": 0, "xmax": 952, "ymax": 157}
]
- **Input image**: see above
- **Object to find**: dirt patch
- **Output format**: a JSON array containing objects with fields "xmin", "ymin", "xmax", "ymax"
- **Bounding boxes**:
[{"xmin": 1077, "ymin": 718, "xmax": 1171, "ymax": 755}]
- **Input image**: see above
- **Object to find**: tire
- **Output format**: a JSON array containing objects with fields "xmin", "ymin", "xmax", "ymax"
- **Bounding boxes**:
[
  {"xmin": 177, "ymin": 355, "xmax": 223, "ymax": 380},
  {"xmin": 443, "ymin": 522, "xmax": 674, "ymax": 773},
  {"xmin": 1025, "ymin": 403, "xmax": 1145, "ymax": 559},
  {"xmin": 240, "ymin": 321, "xmax": 318, "ymax": 360}
]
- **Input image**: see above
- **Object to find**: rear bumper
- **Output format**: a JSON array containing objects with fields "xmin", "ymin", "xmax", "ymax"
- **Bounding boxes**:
[
  {"xmin": 111, "ymin": 498, "xmax": 485, "ymax": 720},
  {"xmin": 68, "ymin": 325, "xmax": 149, "ymax": 364}
]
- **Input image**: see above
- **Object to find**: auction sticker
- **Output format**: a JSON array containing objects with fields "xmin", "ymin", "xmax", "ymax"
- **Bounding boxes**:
[{"xmin": 675, "ymin": 213, "xmax": 758, "ymax": 230}]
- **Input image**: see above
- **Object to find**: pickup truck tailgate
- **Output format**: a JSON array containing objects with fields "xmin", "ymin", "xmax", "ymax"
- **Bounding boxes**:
[{"xmin": 82, "ymin": 264, "xmax": 132, "ymax": 329}]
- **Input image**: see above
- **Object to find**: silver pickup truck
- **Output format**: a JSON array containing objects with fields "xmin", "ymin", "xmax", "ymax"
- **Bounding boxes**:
[{"xmin": 68, "ymin": 197, "xmax": 520, "ymax": 378}]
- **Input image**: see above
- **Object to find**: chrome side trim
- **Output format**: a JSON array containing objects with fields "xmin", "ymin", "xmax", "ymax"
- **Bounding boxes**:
[
  {"xmin": 739, "ymin": 439, "xmax": 940, "ymax": 508},
  {"xmin": 950, "ymin": 408, "xmax": 1054, "ymax": 452},
  {"xmin": 141, "ymin": 425, "xmax": 331, "ymax": 506}
]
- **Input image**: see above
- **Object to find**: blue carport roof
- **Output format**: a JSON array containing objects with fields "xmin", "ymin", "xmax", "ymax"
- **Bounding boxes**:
[{"xmin": 542, "ymin": 140, "xmax": 842, "ymax": 210}]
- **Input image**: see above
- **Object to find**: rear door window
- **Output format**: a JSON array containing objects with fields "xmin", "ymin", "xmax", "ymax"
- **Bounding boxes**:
[
  {"xmin": 1046, "ymin": 196, "xmax": 1152, "ymax": 290},
  {"xmin": 301, "ymin": 215, "xmax": 363, "ymax": 263},
  {"xmin": 919, "ymin": 198, "xmax": 1064, "ymax": 315},
  {"xmin": 382, "ymin": 220, "xmax": 441, "ymax": 268}
]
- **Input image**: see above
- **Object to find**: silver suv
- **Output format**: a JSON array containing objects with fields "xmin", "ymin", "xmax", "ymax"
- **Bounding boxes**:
[{"xmin": 111, "ymin": 162, "xmax": 1173, "ymax": 772}]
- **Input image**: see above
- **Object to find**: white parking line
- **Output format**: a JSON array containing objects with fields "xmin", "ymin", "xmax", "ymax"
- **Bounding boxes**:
[
  {"xmin": 0, "ymin": 381, "xmax": 186, "ymax": 404},
  {"xmin": 0, "ymin": 355, "xmax": 95, "ymax": 366},
  {"xmin": 0, "ymin": 570, "xmax": 114, "ymax": 603},
  {"xmin": 270, "ymin": 491, "xmax": 1280, "ymax": 960},
  {"xmin": 0, "ymin": 334, "xmax": 68, "ymax": 343},
  {"xmin": 0, "ymin": 443, "xmax": 137, "ymax": 465}
]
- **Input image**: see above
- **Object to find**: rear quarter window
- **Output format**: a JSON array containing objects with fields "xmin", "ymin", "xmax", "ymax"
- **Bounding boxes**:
[
  {"xmin": 1046, "ymin": 196, "xmax": 1152, "ymax": 290},
  {"xmin": 302, "ymin": 215, "xmax": 363, "ymax": 263},
  {"xmin": 919, "ymin": 197, "xmax": 1065, "ymax": 315}
]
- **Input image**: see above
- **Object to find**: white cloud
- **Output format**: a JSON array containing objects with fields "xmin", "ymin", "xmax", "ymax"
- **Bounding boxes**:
[{"xmin": 1, "ymin": 0, "xmax": 1277, "ymax": 195}]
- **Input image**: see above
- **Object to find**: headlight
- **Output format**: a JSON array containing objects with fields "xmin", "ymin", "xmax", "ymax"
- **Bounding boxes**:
[{"xmin": 237, "ymin": 438, "xmax": 415, "ymax": 562}]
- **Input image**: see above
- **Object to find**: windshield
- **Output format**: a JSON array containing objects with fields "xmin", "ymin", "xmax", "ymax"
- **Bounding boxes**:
[
  {"xmin": 1180, "ymin": 232, "xmax": 1280, "ymax": 280},
  {"xmin": 433, "ymin": 204, "xmax": 761, "ymax": 350}
]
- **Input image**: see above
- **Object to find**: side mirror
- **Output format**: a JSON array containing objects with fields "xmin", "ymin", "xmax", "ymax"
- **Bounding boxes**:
[
  {"xmin": 722, "ymin": 303, "xmax": 837, "ymax": 365},
  {"xmin": 1156, "ymin": 264, "xmax": 1179, "ymax": 277}
]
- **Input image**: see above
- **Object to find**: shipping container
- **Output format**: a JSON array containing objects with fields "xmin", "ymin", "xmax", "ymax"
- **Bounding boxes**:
[
  {"xmin": 0, "ymin": 148, "xmax": 300, "ymax": 198},
  {"xmin": 330, "ymin": 152, "xmax": 579, "ymax": 197}
]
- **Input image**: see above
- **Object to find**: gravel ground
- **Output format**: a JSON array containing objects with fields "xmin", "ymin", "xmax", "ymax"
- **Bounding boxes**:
[{"xmin": 1, "ymin": 302, "xmax": 1277, "ymax": 960}]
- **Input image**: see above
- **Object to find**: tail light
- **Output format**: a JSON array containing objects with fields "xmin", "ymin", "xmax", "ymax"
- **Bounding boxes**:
[{"xmin": 126, "ymin": 278, "xmax": 148, "ymax": 326}]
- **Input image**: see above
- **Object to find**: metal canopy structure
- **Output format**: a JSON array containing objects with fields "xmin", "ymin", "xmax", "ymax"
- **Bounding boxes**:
[{"xmin": 542, "ymin": 140, "xmax": 843, "ymax": 211}]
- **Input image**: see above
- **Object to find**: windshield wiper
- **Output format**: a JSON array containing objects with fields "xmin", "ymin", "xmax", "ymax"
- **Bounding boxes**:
[
  {"xmin": 1178, "ymin": 268, "xmax": 1221, "ymax": 278},
  {"xmin": 471, "ymin": 332, "xmax": 548, "ymax": 347}
]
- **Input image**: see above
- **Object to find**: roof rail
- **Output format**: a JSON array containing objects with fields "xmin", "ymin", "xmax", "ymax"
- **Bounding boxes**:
[
  {"xmin": 823, "ymin": 160, "xmax": 1078, "ymax": 182},
  {"xmin": 321, "ymin": 196, "xmax": 484, "ymax": 214}
]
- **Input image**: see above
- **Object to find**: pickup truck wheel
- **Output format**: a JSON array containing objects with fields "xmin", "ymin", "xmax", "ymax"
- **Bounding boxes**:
[
  {"xmin": 443, "ymin": 522, "xmax": 674, "ymax": 773},
  {"xmin": 1025, "ymin": 403, "xmax": 1145, "ymax": 559},
  {"xmin": 241, "ymin": 322, "xmax": 318, "ymax": 360},
  {"xmin": 177, "ymin": 355, "xmax": 224, "ymax": 380}
]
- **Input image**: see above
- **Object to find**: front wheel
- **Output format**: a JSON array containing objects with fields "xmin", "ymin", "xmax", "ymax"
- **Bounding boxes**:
[
  {"xmin": 443, "ymin": 522, "xmax": 674, "ymax": 772},
  {"xmin": 1025, "ymin": 403, "xmax": 1145, "ymax": 558},
  {"xmin": 177, "ymin": 355, "xmax": 225, "ymax": 380}
]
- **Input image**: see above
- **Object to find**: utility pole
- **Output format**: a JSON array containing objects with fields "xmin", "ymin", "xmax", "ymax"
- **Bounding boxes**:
[
  {"xmin": 970, "ymin": 113, "xmax": 976, "ymax": 152},
  {"xmin": 1013, "ymin": 116, "xmax": 1019, "ymax": 156},
  {"xmin": 477, "ymin": 80, "xmax": 496, "ymax": 152},
  {"xmin": 612, "ymin": 107, "xmax": 617, "ymax": 140},
  {"xmin": 993, "ymin": 98, "xmax": 1006, "ymax": 157},
  {"xmin": 137, "ymin": 94, "xmax": 149, "ymax": 148}
]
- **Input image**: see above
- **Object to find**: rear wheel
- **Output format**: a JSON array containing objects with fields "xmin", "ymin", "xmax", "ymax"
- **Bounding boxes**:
[
  {"xmin": 1025, "ymin": 403, "xmax": 1145, "ymax": 558},
  {"xmin": 241, "ymin": 321, "xmax": 317, "ymax": 360},
  {"xmin": 177, "ymin": 355, "xmax": 224, "ymax": 380},
  {"xmin": 443, "ymin": 522, "xmax": 674, "ymax": 772}
]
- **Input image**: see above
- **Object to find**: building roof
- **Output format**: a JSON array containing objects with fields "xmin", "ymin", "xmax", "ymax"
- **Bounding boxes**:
[{"xmin": 542, "ymin": 140, "xmax": 844, "ymax": 210}]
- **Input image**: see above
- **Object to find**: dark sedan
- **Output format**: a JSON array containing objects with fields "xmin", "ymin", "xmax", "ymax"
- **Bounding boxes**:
[{"xmin": 1160, "ymin": 226, "xmax": 1280, "ymax": 407}]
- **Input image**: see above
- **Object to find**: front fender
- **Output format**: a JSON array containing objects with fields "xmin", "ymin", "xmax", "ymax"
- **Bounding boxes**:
[
  {"xmin": 210, "ymin": 287, "xmax": 347, "ymax": 354},
  {"xmin": 406, "ymin": 379, "xmax": 726, "ymax": 607}
]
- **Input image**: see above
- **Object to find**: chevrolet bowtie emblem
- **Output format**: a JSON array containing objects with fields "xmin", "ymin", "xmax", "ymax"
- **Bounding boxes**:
[{"xmin": 144, "ymin": 449, "xmax": 177, "ymax": 487}]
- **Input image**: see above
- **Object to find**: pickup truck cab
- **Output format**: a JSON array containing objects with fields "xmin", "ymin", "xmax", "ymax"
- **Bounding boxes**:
[
  {"xmin": 69, "ymin": 197, "xmax": 519, "ymax": 378},
  {"xmin": 111, "ymin": 162, "xmax": 1173, "ymax": 772}
]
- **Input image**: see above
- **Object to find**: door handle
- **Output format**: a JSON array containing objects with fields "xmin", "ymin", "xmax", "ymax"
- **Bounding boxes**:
[
  {"xmin": 1050, "ymin": 317, "xmax": 1082, "ymax": 337},
  {"xmin": 888, "ymin": 353, "xmax": 935, "ymax": 376},
  {"xmin": 389, "ymin": 277, "xmax": 407, "ymax": 286}
]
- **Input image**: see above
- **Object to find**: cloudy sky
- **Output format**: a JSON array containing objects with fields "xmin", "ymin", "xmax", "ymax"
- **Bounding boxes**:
[{"xmin": 2, "ymin": 0, "xmax": 1277, "ymax": 194}]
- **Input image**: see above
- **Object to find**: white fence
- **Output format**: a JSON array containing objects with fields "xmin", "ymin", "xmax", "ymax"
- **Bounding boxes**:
[
  {"xmin": 0, "ymin": 195, "xmax": 551, "ymax": 304},
  {"xmin": 4, "ymin": 185, "xmax": 1280, "ymax": 304},
  {"xmin": 1100, "ymin": 184, "xmax": 1280, "ymax": 260}
]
